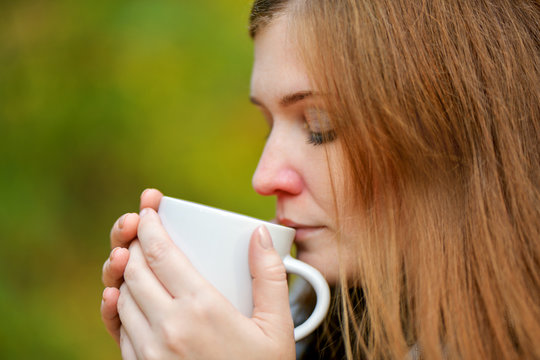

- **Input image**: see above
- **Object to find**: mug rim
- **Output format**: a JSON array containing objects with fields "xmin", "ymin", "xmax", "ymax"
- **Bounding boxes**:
[{"xmin": 160, "ymin": 196, "xmax": 295, "ymax": 234}]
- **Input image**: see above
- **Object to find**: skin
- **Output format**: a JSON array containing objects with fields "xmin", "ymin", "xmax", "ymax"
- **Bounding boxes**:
[
  {"xmin": 103, "ymin": 188, "xmax": 295, "ymax": 359},
  {"xmin": 101, "ymin": 15, "xmax": 350, "ymax": 358},
  {"xmin": 250, "ymin": 16, "xmax": 345, "ymax": 283}
]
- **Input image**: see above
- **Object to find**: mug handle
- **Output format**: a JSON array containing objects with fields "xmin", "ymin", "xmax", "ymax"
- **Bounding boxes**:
[{"xmin": 283, "ymin": 255, "xmax": 330, "ymax": 341}]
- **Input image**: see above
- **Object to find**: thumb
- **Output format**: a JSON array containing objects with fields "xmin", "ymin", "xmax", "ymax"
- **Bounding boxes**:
[{"xmin": 249, "ymin": 226, "xmax": 294, "ymax": 339}]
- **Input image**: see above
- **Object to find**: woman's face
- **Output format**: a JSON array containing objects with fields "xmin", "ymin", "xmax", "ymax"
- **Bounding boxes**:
[{"xmin": 250, "ymin": 16, "xmax": 354, "ymax": 284}]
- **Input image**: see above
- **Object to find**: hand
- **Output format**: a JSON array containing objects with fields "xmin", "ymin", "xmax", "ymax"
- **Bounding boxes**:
[
  {"xmin": 100, "ymin": 189, "xmax": 163, "ymax": 344},
  {"xmin": 117, "ymin": 208, "xmax": 295, "ymax": 359}
]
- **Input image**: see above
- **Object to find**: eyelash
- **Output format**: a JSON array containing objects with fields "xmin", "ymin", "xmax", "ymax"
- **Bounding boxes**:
[
  {"xmin": 261, "ymin": 110, "xmax": 337, "ymax": 145},
  {"xmin": 307, "ymin": 130, "xmax": 337, "ymax": 145},
  {"xmin": 264, "ymin": 128, "xmax": 337, "ymax": 146}
]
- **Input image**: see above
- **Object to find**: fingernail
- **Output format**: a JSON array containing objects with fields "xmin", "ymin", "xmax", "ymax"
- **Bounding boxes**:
[
  {"xmin": 139, "ymin": 208, "xmax": 149, "ymax": 217},
  {"xmin": 258, "ymin": 226, "xmax": 273, "ymax": 249},
  {"xmin": 118, "ymin": 214, "xmax": 128, "ymax": 229},
  {"xmin": 141, "ymin": 188, "xmax": 155, "ymax": 199},
  {"xmin": 140, "ymin": 189, "xmax": 149, "ymax": 199},
  {"xmin": 110, "ymin": 247, "xmax": 119, "ymax": 261},
  {"xmin": 102, "ymin": 287, "xmax": 110, "ymax": 301}
]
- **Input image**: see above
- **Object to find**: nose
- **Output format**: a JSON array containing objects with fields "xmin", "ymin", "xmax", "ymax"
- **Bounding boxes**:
[{"xmin": 252, "ymin": 131, "xmax": 304, "ymax": 197}]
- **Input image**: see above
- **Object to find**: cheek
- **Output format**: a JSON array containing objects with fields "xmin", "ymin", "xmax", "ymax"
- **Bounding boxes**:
[
  {"xmin": 305, "ymin": 141, "xmax": 347, "ymax": 199},
  {"xmin": 300, "ymin": 152, "xmax": 336, "ymax": 203},
  {"xmin": 328, "ymin": 143, "xmax": 349, "ymax": 199}
]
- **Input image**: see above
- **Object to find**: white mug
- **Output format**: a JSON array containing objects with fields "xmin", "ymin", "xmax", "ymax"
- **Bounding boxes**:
[{"xmin": 158, "ymin": 196, "xmax": 330, "ymax": 341}]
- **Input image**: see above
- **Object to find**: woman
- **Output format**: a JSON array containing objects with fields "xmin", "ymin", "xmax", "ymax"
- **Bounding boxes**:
[{"xmin": 101, "ymin": 0, "xmax": 540, "ymax": 358}]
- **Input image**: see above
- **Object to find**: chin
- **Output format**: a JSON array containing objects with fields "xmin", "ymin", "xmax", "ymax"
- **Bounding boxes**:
[{"xmin": 296, "ymin": 250, "xmax": 340, "ymax": 286}]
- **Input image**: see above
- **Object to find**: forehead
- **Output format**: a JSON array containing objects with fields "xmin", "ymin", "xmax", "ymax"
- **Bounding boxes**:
[{"xmin": 250, "ymin": 16, "xmax": 312, "ymax": 105}]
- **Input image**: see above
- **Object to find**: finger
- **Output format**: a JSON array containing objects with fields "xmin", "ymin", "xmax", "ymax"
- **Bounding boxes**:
[
  {"xmin": 117, "ymin": 284, "xmax": 158, "ymax": 360},
  {"xmin": 123, "ymin": 240, "xmax": 172, "ymax": 322},
  {"xmin": 120, "ymin": 327, "xmax": 137, "ymax": 360},
  {"xmin": 110, "ymin": 212, "xmax": 139, "ymax": 249},
  {"xmin": 249, "ymin": 226, "xmax": 294, "ymax": 338},
  {"xmin": 102, "ymin": 247, "xmax": 130, "ymax": 287},
  {"xmin": 101, "ymin": 287, "xmax": 121, "ymax": 344},
  {"xmin": 139, "ymin": 188, "xmax": 163, "ymax": 211},
  {"xmin": 137, "ymin": 208, "xmax": 203, "ymax": 296}
]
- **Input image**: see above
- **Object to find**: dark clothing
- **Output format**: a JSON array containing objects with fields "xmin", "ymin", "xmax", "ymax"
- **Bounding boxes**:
[{"xmin": 291, "ymin": 279, "xmax": 347, "ymax": 359}]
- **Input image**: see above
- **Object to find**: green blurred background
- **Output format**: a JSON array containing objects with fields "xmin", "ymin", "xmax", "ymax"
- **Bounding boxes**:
[{"xmin": 0, "ymin": 0, "xmax": 274, "ymax": 358}]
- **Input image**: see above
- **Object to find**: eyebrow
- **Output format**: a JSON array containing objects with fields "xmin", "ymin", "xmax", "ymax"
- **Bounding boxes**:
[{"xmin": 250, "ymin": 90, "xmax": 314, "ymax": 108}]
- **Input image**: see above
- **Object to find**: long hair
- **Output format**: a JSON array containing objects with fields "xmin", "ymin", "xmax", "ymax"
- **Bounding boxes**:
[{"xmin": 250, "ymin": 1, "xmax": 540, "ymax": 359}]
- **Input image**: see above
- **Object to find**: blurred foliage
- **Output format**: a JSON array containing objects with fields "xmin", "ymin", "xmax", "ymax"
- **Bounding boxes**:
[{"xmin": 0, "ymin": 0, "xmax": 274, "ymax": 358}]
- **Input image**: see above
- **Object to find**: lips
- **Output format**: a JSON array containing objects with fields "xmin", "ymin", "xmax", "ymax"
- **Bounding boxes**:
[{"xmin": 277, "ymin": 217, "xmax": 326, "ymax": 241}]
